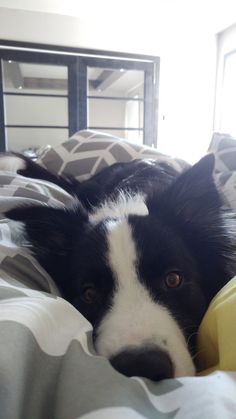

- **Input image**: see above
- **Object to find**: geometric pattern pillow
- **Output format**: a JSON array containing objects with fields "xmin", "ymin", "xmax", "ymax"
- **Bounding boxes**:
[
  {"xmin": 208, "ymin": 132, "xmax": 236, "ymax": 210},
  {"xmin": 208, "ymin": 132, "xmax": 236, "ymax": 171},
  {"xmin": 38, "ymin": 130, "xmax": 190, "ymax": 181}
]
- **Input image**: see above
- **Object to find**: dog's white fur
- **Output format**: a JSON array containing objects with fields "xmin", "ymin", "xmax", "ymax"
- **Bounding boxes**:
[
  {"xmin": 89, "ymin": 193, "xmax": 148, "ymax": 223},
  {"xmin": 95, "ymin": 217, "xmax": 195, "ymax": 377}
]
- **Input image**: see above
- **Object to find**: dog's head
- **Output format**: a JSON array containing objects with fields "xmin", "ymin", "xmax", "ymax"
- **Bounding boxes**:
[{"xmin": 6, "ymin": 154, "xmax": 236, "ymax": 380}]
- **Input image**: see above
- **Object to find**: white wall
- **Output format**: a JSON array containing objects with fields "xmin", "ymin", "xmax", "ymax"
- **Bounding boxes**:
[
  {"xmin": 0, "ymin": 7, "xmax": 164, "ymax": 54},
  {"xmin": 158, "ymin": 30, "xmax": 217, "ymax": 163},
  {"xmin": 214, "ymin": 23, "xmax": 236, "ymax": 133},
  {"xmin": 0, "ymin": 6, "xmax": 219, "ymax": 163}
]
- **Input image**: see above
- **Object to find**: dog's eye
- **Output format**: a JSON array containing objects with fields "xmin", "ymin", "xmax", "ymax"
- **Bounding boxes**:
[
  {"xmin": 81, "ymin": 285, "xmax": 97, "ymax": 304},
  {"xmin": 164, "ymin": 272, "xmax": 183, "ymax": 288}
]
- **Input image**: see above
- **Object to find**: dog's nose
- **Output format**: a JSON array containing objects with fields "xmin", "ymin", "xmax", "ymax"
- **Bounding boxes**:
[{"xmin": 110, "ymin": 347, "xmax": 174, "ymax": 381}]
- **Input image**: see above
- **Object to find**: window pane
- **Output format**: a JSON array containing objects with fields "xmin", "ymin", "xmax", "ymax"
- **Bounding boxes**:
[
  {"xmin": 95, "ymin": 129, "xmax": 143, "ymax": 145},
  {"xmin": 2, "ymin": 61, "xmax": 69, "ymax": 151},
  {"xmin": 2, "ymin": 61, "xmax": 68, "ymax": 95},
  {"xmin": 88, "ymin": 68, "xmax": 144, "ymax": 99},
  {"xmin": 125, "ymin": 129, "xmax": 143, "ymax": 145},
  {"xmin": 87, "ymin": 66, "xmax": 145, "ymax": 145},
  {"xmin": 4, "ymin": 95, "xmax": 68, "ymax": 126},
  {"xmin": 6, "ymin": 128, "xmax": 69, "ymax": 152},
  {"xmin": 88, "ymin": 98, "xmax": 143, "ymax": 130}
]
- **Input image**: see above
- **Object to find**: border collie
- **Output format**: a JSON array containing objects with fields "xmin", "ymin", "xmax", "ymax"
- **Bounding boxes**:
[{"xmin": 1, "ymin": 153, "xmax": 236, "ymax": 381}]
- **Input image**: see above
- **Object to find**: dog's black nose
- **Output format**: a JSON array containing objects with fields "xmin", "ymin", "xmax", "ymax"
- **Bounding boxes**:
[{"xmin": 110, "ymin": 347, "xmax": 174, "ymax": 381}]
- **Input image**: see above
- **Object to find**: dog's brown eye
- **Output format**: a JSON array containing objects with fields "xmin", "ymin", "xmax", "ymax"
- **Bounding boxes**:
[
  {"xmin": 81, "ymin": 286, "xmax": 97, "ymax": 304},
  {"xmin": 165, "ymin": 272, "xmax": 183, "ymax": 288}
]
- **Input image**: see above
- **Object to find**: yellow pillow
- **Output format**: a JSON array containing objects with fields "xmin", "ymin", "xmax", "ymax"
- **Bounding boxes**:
[{"xmin": 197, "ymin": 276, "xmax": 236, "ymax": 374}]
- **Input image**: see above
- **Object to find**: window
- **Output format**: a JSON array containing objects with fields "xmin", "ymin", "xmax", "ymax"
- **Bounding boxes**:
[
  {"xmin": 2, "ymin": 60, "xmax": 69, "ymax": 151},
  {"xmin": 0, "ymin": 41, "xmax": 159, "ymax": 153},
  {"xmin": 219, "ymin": 51, "xmax": 236, "ymax": 135},
  {"xmin": 214, "ymin": 24, "xmax": 236, "ymax": 136},
  {"xmin": 87, "ymin": 65, "xmax": 144, "ymax": 143}
]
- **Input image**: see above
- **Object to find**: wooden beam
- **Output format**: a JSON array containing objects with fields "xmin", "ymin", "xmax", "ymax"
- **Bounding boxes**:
[
  {"xmin": 90, "ymin": 70, "xmax": 125, "ymax": 91},
  {"xmin": 5, "ymin": 61, "xmax": 23, "ymax": 89},
  {"xmin": 23, "ymin": 77, "xmax": 67, "ymax": 90}
]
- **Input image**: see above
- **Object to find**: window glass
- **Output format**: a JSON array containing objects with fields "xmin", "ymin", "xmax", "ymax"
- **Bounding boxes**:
[
  {"xmin": 88, "ymin": 68, "xmax": 144, "ymax": 98},
  {"xmin": 2, "ymin": 60, "xmax": 68, "ymax": 152},
  {"xmin": 6, "ymin": 128, "xmax": 68, "ymax": 152},
  {"xmin": 87, "ymin": 67, "xmax": 144, "ymax": 142}
]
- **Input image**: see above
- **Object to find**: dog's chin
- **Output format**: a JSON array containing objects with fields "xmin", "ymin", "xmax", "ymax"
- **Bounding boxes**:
[
  {"xmin": 162, "ymin": 337, "xmax": 196, "ymax": 378},
  {"xmin": 172, "ymin": 352, "xmax": 196, "ymax": 378}
]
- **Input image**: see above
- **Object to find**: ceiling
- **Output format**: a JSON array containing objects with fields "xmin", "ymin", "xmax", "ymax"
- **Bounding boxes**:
[{"xmin": 0, "ymin": 0, "xmax": 235, "ymax": 34}]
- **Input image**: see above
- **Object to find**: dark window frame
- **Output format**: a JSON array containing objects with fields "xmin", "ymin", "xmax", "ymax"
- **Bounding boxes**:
[{"xmin": 0, "ymin": 40, "xmax": 160, "ymax": 151}]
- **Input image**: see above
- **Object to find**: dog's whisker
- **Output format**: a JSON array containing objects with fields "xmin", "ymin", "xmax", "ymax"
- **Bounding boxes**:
[
  {"xmin": 187, "ymin": 331, "xmax": 199, "ymax": 347},
  {"xmin": 191, "ymin": 348, "xmax": 204, "ymax": 361}
]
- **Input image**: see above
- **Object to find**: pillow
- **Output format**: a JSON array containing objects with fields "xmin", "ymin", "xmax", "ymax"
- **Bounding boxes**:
[
  {"xmin": 38, "ymin": 130, "xmax": 190, "ymax": 181},
  {"xmin": 208, "ymin": 132, "xmax": 236, "ymax": 211},
  {"xmin": 197, "ymin": 276, "xmax": 236, "ymax": 374}
]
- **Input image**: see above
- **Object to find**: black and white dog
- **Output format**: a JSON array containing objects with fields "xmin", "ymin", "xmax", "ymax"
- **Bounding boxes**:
[{"xmin": 1, "ymin": 153, "xmax": 236, "ymax": 381}]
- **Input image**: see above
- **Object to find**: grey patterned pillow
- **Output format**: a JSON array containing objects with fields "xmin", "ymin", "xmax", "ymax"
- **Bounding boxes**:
[
  {"xmin": 209, "ymin": 132, "xmax": 236, "ymax": 210},
  {"xmin": 38, "ymin": 130, "xmax": 189, "ymax": 181},
  {"xmin": 208, "ymin": 132, "xmax": 236, "ymax": 171}
]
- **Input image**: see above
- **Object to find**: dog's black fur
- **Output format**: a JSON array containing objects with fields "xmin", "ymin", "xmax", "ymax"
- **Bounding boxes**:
[{"xmin": 3, "ymin": 152, "xmax": 236, "ymax": 380}]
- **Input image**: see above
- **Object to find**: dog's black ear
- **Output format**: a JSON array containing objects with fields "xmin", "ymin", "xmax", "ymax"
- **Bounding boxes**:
[
  {"xmin": 6, "ymin": 201, "xmax": 88, "ymax": 260},
  {"xmin": 147, "ymin": 154, "xmax": 220, "ymax": 223},
  {"xmin": 147, "ymin": 154, "xmax": 236, "ymax": 298}
]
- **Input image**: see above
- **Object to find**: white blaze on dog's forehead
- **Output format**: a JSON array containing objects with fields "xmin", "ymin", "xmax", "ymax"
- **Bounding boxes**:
[
  {"xmin": 96, "ymin": 218, "xmax": 195, "ymax": 377},
  {"xmin": 0, "ymin": 156, "xmax": 26, "ymax": 173},
  {"xmin": 89, "ymin": 193, "xmax": 148, "ymax": 223},
  {"xmin": 105, "ymin": 219, "xmax": 137, "ymax": 286}
]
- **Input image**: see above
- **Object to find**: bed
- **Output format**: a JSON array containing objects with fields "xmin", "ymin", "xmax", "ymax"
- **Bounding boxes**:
[{"xmin": 1, "ymin": 130, "xmax": 236, "ymax": 419}]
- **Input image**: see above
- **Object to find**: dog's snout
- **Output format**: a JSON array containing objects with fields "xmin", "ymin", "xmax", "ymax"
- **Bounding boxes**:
[{"xmin": 110, "ymin": 347, "xmax": 174, "ymax": 381}]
